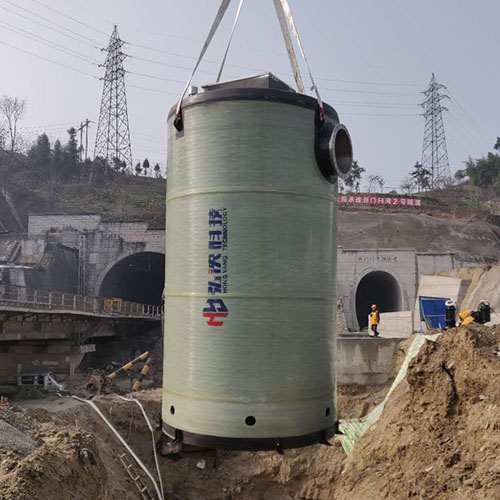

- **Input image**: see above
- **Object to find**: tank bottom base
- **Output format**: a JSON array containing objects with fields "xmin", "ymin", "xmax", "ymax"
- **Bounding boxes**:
[{"xmin": 161, "ymin": 421, "xmax": 339, "ymax": 452}]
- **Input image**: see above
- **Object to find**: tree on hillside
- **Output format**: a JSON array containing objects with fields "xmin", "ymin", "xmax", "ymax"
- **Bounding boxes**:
[
  {"xmin": 454, "ymin": 169, "xmax": 467, "ymax": 183},
  {"xmin": 52, "ymin": 139, "xmax": 64, "ymax": 180},
  {"xmin": 367, "ymin": 174, "xmax": 385, "ymax": 193},
  {"xmin": 63, "ymin": 127, "xmax": 79, "ymax": 179},
  {"xmin": 494, "ymin": 137, "xmax": 500, "ymax": 152},
  {"xmin": 142, "ymin": 158, "xmax": 150, "ymax": 177},
  {"xmin": 465, "ymin": 153, "xmax": 500, "ymax": 194},
  {"xmin": 410, "ymin": 161, "xmax": 431, "ymax": 192},
  {"xmin": 0, "ymin": 123, "xmax": 7, "ymax": 148},
  {"xmin": 28, "ymin": 133, "xmax": 51, "ymax": 173},
  {"xmin": 135, "ymin": 162, "xmax": 142, "ymax": 176},
  {"xmin": 112, "ymin": 157, "xmax": 121, "ymax": 172},
  {"xmin": 0, "ymin": 96, "xmax": 26, "ymax": 152},
  {"xmin": 343, "ymin": 160, "xmax": 365, "ymax": 192},
  {"xmin": 153, "ymin": 162, "xmax": 161, "ymax": 178},
  {"xmin": 400, "ymin": 176, "xmax": 413, "ymax": 194}
]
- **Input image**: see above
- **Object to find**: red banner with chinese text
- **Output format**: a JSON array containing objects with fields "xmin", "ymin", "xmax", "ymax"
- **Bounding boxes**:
[{"xmin": 338, "ymin": 195, "xmax": 421, "ymax": 207}]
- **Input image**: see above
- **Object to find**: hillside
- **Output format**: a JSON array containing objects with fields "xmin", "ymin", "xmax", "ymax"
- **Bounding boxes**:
[
  {"xmin": 0, "ymin": 152, "xmax": 499, "ymax": 263},
  {"xmin": 0, "ymin": 151, "xmax": 166, "ymax": 229},
  {"xmin": 339, "ymin": 211, "xmax": 500, "ymax": 263}
]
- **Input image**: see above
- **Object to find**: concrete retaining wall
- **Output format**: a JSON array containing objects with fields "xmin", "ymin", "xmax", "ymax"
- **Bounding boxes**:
[
  {"xmin": 0, "ymin": 342, "xmax": 95, "ymax": 378},
  {"xmin": 337, "ymin": 336, "xmax": 403, "ymax": 385},
  {"xmin": 28, "ymin": 214, "xmax": 102, "ymax": 235},
  {"xmin": 24, "ymin": 244, "xmax": 78, "ymax": 293},
  {"xmin": 379, "ymin": 311, "xmax": 414, "ymax": 338}
]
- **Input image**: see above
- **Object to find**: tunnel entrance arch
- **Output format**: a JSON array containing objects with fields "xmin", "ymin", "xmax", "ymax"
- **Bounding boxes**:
[
  {"xmin": 98, "ymin": 252, "xmax": 165, "ymax": 305},
  {"xmin": 355, "ymin": 270, "xmax": 402, "ymax": 329}
]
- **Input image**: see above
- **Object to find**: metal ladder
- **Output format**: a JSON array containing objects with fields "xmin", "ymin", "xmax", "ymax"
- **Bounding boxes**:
[{"xmin": 119, "ymin": 452, "xmax": 155, "ymax": 500}]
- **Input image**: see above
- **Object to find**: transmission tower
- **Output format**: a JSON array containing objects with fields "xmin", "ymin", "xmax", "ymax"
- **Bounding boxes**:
[
  {"xmin": 94, "ymin": 26, "xmax": 132, "ymax": 170},
  {"xmin": 420, "ymin": 73, "xmax": 451, "ymax": 189}
]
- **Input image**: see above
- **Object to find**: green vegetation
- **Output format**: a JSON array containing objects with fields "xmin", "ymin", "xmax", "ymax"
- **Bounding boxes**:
[
  {"xmin": 342, "ymin": 160, "xmax": 365, "ymax": 192},
  {"xmin": 410, "ymin": 162, "xmax": 431, "ymax": 192},
  {"xmin": 464, "ymin": 151, "xmax": 500, "ymax": 194},
  {"xmin": 0, "ymin": 131, "xmax": 166, "ymax": 227}
]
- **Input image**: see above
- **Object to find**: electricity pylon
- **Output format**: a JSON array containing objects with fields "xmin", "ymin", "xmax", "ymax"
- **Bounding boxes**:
[
  {"xmin": 420, "ymin": 73, "xmax": 451, "ymax": 189},
  {"xmin": 94, "ymin": 26, "xmax": 132, "ymax": 170}
]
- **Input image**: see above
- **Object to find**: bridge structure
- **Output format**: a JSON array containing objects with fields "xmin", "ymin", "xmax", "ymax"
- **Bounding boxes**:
[
  {"xmin": 0, "ymin": 284, "xmax": 161, "ymax": 321},
  {"xmin": 0, "ymin": 282, "xmax": 160, "ymax": 380}
]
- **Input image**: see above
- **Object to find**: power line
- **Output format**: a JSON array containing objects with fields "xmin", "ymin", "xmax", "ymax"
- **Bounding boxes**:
[
  {"xmin": 128, "ymin": 40, "xmax": 423, "ymax": 90},
  {"xmin": 63, "ymin": 0, "xmax": 114, "ymax": 28},
  {"xmin": 128, "ymin": 53, "xmax": 238, "ymax": 79},
  {"xmin": 0, "ymin": 33, "xmax": 181, "ymax": 98},
  {"xmin": 448, "ymin": 94, "xmax": 491, "ymax": 150},
  {"xmin": 446, "ymin": 113, "xmax": 486, "ymax": 155},
  {"xmin": 133, "ymin": 132, "xmax": 165, "ymax": 141},
  {"xmin": 128, "ymin": 51, "xmax": 423, "ymax": 90},
  {"xmin": 0, "ymin": 3, "xmax": 99, "ymax": 49},
  {"xmin": 341, "ymin": 112, "xmax": 420, "ymax": 117},
  {"xmin": 2, "ymin": 1, "xmax": 425, "ymax": 95},
  {"xmin": 336, "ymin": 102, "xmax": 419, "ymax": 109},
  {"xmin": 126, "ymin": 70, "xmax": 186, "ymax": 85},
  {"xmin": 27, "ymin": 0, "xmax": 109, "ymax": 37},
  {"xmin": 2, "ymin": 0, "xmax": 101, "ymax": 46},
  {"xmin": 0, "ymin": 38, "xmax": 100, "ymax": 79},
  {"xmin": 127, "ymin": 84, "xmax": 179, "ymax": 96},
  {"xmin": 321, "ymin": 86, "xmax": 418, "ymax": 96},
  {"xmin": 0, "ymin": 19, "xmax": 100, "ymax": 65},
  {"xmin": 19, "ymin": 121, "xmax": 79, "ymax": 130},
  {"xmin": 60, "ymin": 0, "xmax": 426, "ymax": 89},
  {"xmin": 314, "ymin": 77, "xmax": 421, "ymax": 87}
]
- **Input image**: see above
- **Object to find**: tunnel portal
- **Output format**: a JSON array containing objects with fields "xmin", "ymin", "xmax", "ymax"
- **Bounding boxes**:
[
  {"xmin": 99, "ymin": 252, "xmax": 165, "ymax": 305},
  {"xmin": 355, "ymin": 270, "xmax": 402, "ymax": 329}
]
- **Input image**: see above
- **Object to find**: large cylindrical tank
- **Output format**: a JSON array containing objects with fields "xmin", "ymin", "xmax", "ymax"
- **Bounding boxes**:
[{"xmin": 162, "ymin": 74, "xmax": 352, "ymax": 451}]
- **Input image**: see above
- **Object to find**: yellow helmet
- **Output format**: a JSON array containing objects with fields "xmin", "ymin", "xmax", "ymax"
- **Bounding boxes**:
[{"xmin": 371, "ymin": 304, "xmax": 377, "ymax": 309}]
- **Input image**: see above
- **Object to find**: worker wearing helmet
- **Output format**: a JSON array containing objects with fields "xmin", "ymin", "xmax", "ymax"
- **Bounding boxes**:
[{"xmin": 369, "ymin": 304, "xmax": 380, "ymax": 337}]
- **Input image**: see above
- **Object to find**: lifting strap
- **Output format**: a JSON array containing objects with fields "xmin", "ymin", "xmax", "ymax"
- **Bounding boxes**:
[
  {"xmin": 273, "ymin": 0, "xmax": 304, "ymax": 94},
  {"xmin": 174, "ymin": 0, "xmax": 233, "ymax": 129},
  {"xmin": 277, "ymin": 0, "xmax": 324, "ymax": 114},
  {"xmin": 174, "ymin": 0, "xmax": 325, "ymax": 130},
  {"xmin": 216, "ymin": 0, "xmax": 246, "ymax": 83}
]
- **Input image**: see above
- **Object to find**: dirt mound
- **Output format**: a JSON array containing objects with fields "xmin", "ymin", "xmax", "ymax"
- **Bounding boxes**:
[
  {"xmin": 0, "ymin": 421, "xmax": 37, "ymax": 457},
  {"xmin": 335, "ymin": 325, "xmax": 500, "ymax": 500},
  {"xmin": 2, "ymin": 326, "xmax": 500, "ymax": 499},
  {"xmin": 0, "ymin": 429, "xmax": 111, "ymax": 500},
  {"xmin": 0, "ymin": 385, "xmax": 384, "ymax": 500},
  {"xmin": 0, "ymin": 404, "xmax": 113, "ymax": 500}
]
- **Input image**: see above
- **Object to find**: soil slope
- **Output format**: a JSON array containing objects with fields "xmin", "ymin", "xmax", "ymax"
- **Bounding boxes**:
[
  {"xmin": 335, "ymin": 325, "xmax": 500, "ymax": 500},
  {"xmin": 1, "ymin": 325, "xmax": 499, "ymax": 500},
  {"xmin": 338, "ymin": 211, "xmax": 500, "ymax": 263}
]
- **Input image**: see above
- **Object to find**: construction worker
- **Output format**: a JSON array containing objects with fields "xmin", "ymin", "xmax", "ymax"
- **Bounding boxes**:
[
  {"xmin": 458, "ymin": 310, "xmax": 478, "ymax": 326},
  {"xmin": 369, "ymin": 304, "xmax": 380, "ymax": 337}
]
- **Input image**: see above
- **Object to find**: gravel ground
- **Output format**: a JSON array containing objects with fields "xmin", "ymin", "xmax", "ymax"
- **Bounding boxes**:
[{"xmin": 0, "ymin": 419, "xmax": 37, "ymax": 456}]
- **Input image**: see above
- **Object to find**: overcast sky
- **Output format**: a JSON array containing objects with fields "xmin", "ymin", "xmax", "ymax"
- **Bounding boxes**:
[{"xmin": 0, "ymin": 0, "xmax": 498, "ymax": 189}]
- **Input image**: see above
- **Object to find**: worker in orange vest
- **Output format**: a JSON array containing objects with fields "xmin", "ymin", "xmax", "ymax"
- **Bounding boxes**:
[{"xmin": 369, "ymin": 304, "xmax": 380, "ymax": 337}]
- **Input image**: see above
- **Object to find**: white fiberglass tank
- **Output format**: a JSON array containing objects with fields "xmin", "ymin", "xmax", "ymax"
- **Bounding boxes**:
[{"xmin": 162, "ymin": 74, "xmax": 352, "ymax": 451}]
